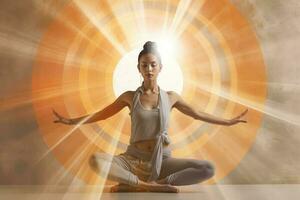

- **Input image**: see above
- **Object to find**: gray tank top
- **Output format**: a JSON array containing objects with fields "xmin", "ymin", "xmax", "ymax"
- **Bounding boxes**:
[
  {"xmin": 129, "ymin": 87, "xmax": 161, "ymax": 143},
  {"xmin": 126, "ymin": 85, "xmax": 172, "ymax": 181}
]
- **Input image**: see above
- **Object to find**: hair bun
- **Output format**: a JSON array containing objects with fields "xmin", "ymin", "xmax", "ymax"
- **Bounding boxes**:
[{"xmin": 143, "ymin": 41, "xmax": 158, "ymax": 51}]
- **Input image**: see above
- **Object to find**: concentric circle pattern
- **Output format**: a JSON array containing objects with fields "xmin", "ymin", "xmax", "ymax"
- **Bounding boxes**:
[{"xmin": 32, "ymin": 0, "xmax": 266, "ymax": 185}]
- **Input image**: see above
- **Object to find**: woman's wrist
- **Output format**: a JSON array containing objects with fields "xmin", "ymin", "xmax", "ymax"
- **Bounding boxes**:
[
  {"xmin": 223, "ymin": 119, "xmax": 232, "ymax": 126},
  {"xmin": 68, "ymin": 118, "xmax": 76, "ymax": 125},
  {"xmin": 60, "ymin": 118, "xmax": 76, "ymax": 125}
]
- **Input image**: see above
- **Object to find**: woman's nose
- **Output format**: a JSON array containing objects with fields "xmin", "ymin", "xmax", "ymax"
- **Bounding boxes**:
[{"xmin": 147, "ymin": 65, "xmax": 153, "ymax": 71}]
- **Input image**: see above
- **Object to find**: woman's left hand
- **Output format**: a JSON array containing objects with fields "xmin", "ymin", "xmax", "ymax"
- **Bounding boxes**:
[
  {"xmin": 226, "ymin": 109, "xmax": 248, "ymax": 126},
  {"xmin": 52, "ymin": 109, "xmax": 74, "ymax": 125}
]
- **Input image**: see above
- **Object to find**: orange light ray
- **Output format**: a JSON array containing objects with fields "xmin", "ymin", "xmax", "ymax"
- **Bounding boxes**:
[{"xmin": 72, "ymin": 0, "xmax": 127, "ymax": 55}]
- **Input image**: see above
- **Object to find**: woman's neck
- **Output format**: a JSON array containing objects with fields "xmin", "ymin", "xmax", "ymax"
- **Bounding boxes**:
[{"xmin": 142, "ymin": 80, "xmax": 159, "ymax": 94}]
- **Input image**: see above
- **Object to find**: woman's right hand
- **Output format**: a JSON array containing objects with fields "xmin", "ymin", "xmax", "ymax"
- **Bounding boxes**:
[{"xmin": 52, "ymin": 109, "xmax": 74, "ymax": 125}]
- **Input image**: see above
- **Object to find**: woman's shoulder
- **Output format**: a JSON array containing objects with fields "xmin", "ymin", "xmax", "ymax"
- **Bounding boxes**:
[
  {"xmin": 166, "ymin": 90, "xmax": 179, "ymax": 98},
  {"xmin": 120, "ymin": 90, "xmax": 135, "ymax": 99},
  {"xmin": 120, "ymin": 86, "xmax": 143, "ymax": 101},
  {"xmin": 166, "ymin": 90, "xmax": 180, "ymax": 108},
  {"xmin": 118, "ymin": 90, "xmax": 135, "ymax": 107}
]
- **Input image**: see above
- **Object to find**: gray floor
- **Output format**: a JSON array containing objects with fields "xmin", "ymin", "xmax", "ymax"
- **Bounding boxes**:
[{"xmin": 0, "ymin": 185, "xmax": 300, "ymax": 200}]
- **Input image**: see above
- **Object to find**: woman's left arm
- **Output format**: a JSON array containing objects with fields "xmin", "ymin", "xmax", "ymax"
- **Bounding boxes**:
[{"xmin": 169, "ymin": 91, "xmax": 248, "ymax": 126}]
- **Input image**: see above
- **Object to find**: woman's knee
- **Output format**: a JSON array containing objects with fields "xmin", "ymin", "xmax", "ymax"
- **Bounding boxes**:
[
  {"xmin": 89, "ymin": 153, "xmax": 108, "ymax": 172},
  {"xmin": 203, "ymin": 161, "xmax": 215, "ymax": 178},
  {"xmin": 89, "ymin": 153, "xmax": 117, "ymax": 173},
  {"xmin": 193, "ymin": 160, "xmax": 215, "ymax": 178}
]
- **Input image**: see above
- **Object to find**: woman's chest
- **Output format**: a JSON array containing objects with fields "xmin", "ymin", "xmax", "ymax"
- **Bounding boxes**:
[{"xmin": 139, "ymin": 93, "xmax": 159, "ymax": 110}]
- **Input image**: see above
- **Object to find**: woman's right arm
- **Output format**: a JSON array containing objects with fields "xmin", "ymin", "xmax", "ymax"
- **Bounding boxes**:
[{"xmin": 53, "ymin": 91, "xmax": 132, "ymax": 125}]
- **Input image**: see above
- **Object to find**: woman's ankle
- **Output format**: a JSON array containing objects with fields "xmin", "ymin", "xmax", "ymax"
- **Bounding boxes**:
[
  {"xmin": 156, "ymin": 178, "xmax": 168, "ymax": 184},
  {"xmin": 137, "ymin": 179, "xmax": 150, "ymax": 188}
]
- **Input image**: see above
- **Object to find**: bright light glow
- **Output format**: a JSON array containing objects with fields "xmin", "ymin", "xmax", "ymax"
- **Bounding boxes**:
[
  {"xmin": 156, "ymin": 35, "xmax": 179, "ymax": 60},
  {"xmin": 113, "ymin": 46, "xmax": 183, "ymax": 97}
]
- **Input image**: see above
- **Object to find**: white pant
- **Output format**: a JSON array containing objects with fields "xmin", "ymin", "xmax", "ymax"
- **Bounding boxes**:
[{"xmin": 89, "ymin": 152, "xmax": 215, "ymax": 186}]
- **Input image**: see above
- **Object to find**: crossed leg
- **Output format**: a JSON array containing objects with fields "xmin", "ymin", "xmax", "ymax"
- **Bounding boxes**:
[
  {"xmin": 89, "ymin": 152, "xmax": 139, "ymax": 185},
  {"xmin": 157, "ymin": 157, "xmax": 215, "ymax": 185},
  {"xmin": 89, "ymin": 152, "xmax": 179, "ymax": 192}
]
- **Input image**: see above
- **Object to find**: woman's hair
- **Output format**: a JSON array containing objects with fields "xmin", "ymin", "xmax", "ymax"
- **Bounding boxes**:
[{"xmin": 138, "ymin": 41, "xmax": 162, "ymax": 64}]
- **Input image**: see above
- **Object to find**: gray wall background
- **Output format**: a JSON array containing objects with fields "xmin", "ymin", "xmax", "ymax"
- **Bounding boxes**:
[{"xmin": 0, "ymin": 0, "xmax": 299, "ymax": 185}]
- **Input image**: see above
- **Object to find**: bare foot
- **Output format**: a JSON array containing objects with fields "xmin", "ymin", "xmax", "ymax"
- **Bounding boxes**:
[
  {"xmin": 110, "ymin": 181, "xmax": 179, "ymax": 193},
  {"xmin": 138, "ymin": 181, "xmax": 179, "ymax": 193},
  {"xmin": 110, "ymin": 183, "xmax": 148, "ymax": 193},
  {"xmin": 148, "ymin": 183, "xmax": 179, "ymax": 193}
]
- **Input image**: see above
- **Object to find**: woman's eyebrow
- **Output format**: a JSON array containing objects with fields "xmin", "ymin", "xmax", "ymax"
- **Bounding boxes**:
[{"xmin": 141, "ymin": 61, "xmax": 157, "ymax": 63}]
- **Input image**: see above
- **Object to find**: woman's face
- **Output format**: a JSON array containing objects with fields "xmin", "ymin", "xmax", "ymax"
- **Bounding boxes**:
[{"xmin": 138, "ymin": 53, "xmax": 161, "ymax": 81}]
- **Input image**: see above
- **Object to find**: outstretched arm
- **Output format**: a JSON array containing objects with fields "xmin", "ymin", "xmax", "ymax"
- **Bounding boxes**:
[
  {"xmin": 53, "ymin": 91, "xmax": 130, "ymax": 125},
  {"xmin": 169, "ymin": 91, "xmax": 248, "ymax": 126}
]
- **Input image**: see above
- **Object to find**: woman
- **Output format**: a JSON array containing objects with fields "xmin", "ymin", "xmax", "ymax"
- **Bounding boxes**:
[{"xmin": 53, "ymin": 41, "xmax": 248, "ymax": 193}]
